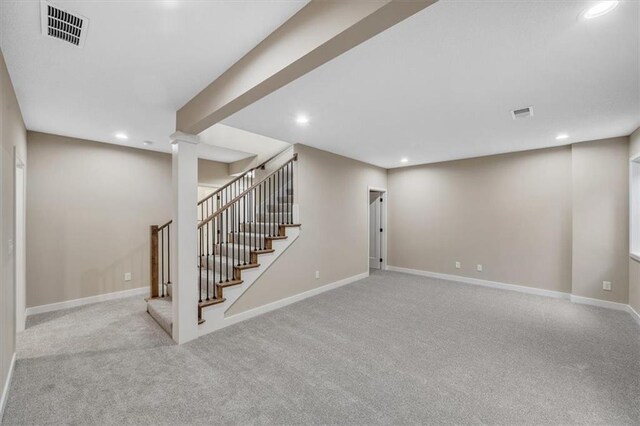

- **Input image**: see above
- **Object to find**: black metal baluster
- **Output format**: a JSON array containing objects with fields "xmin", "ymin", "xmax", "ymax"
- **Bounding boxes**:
[
  {"xmin": 271, "ymin": 175, "xmax": 275, "ymax": 237},
  {"xmin": 253, "ymin": 187, "xmax": 256, "ymax": 257},
  {"xmin": 167, "ymin": 224, "xmax": 171, "ymax": 288},
  {"xmin": 288, "ymin": 161, "xmax": 292, "ymax": 223},
  {"xmin": 231, "ymin": 203, "xmax": 236, "ymax": 274},
  {"xmin": 225, "ymin": 208, "xmax": 229, "ymax": 282},
  {"xmin": 160, "ymin": 228, "xmax": 165, "ymax": 297},
  {"xmin": 218, "ymin": 216, "xmax": 222, "ymax": 286},
  {"xmin": 206, "ymin": 221, "xmax": 210, "ymax": 301},
  {"xmin": 279, "ymin": 168, "xmax": 282, "ymax": 225},
  {"xmin": 268, "ymin": 175, "xmax": 272, "ymax": 237},
  {"xmin": 235, "ymin": 202, "xmax": 240, "ymax": 267},
  {"xmin": 198, "ymin": 227, "xmax": 203, "ymax": 303},
  {"xmin": 258, "ymin": 182, "xmax": 262, "ymax": 250},
  {"xmin": 243, "ymin": 194, "xmax": 247, "ymax": 265}
]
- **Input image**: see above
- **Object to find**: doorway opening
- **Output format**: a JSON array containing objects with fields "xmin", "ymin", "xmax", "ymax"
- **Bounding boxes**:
[{"xmin": 368, "ymin": 188, "xmax": 387, "ymax": 270}]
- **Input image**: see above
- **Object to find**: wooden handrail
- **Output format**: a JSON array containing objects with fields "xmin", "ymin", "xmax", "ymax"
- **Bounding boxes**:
[
  {"xmin": 198, "ymin": 153, "xmax": 297, "ymax": 229},
  {"xmin": 157, "ymin": 219, "xmax": 172, "ymax": 231},
  {"xmin": 197, "ymin": 146, "xmax": 293, "ymax": 207}
]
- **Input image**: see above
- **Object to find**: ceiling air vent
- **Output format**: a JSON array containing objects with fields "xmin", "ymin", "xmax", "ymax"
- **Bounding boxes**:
[
  {"xmin": 511, "ymin": 106, "xmax": 533, "ymax": 119},
  {"xmin": 40, "ymin": 1, "xmax": 89, "ymax": 48}
]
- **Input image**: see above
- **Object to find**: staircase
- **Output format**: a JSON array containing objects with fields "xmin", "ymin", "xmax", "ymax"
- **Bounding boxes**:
[{"xmin": 146, "ymin": 152, "xmax": 300, "ymax": 337}]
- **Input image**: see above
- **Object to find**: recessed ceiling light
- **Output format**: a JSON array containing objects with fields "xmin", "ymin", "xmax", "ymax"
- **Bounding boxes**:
[
  {"xmin": 400, "ymin": 158, "xmax": 409, "ymax": 163},
  {"xmin": 161, "ymin": 0, "xmax": 180, "ymax": 8},
  {"xmin": 143, "ymin": 141, "xmax": 153, "ymax": 146},
  {"xmin": 115, "ymin": 132, "xmax": 128, "ymax": 140},
  {"xmin": 295, "ymin": 115, "xmax": 309, "ymax": 125},
  {"xmin": 556, "ymin": 133, "xmax": 569, "ymax": 140},
  {"xmin": 583, "ymin": 1, "xmax": 619, "ymax": 19}
]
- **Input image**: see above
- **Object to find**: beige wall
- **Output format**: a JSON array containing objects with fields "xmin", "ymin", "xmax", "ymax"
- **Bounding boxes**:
[
  {"xmin": 26, "ymin": 132, "xmax": 230, "ymax": 308},
  {"xmin": 198, "ymin": 158, "xmax": 230, "ymax": 188},
  {"xmin": 227, "ymin": 143, "xmax": 387, "ymax": 314},
  {"xmin": 1, "ymin": 48, "xmax": 27, "ymax": 413},
  {"xmin": 387, "ymin": 139, "xmax": 631, "ymax": 302},
  {"xmin": 388, "ymin": 147, "xmax": 573, "ymax": 292},
  {"xmin": 629, "ymin": 127, "xmax": 640, "ymax": 313},
  {"xmin": 572, "ymin": 138, "xmax": 629, "ymax": 303}
]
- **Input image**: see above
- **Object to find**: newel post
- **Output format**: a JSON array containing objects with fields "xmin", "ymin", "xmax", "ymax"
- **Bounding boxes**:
[
  {"xmin": 150, "ymin": 225, "xmax": 159, "ymax": 298},
  {"xmin": 170, "ymin": 131, "xmax": 200, "ymax": 344}
]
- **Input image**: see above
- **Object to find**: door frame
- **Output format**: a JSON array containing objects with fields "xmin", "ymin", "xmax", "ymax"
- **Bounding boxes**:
[
  {"xmin": 15, "ymin": 152, "xmax": 26, "ymax": 332},
  {"xmin": 367, "ymin": 186, "xmax": 387, "ymax": 271}
]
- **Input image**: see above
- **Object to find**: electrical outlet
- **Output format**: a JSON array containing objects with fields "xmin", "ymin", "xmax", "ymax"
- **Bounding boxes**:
[
  {"xmin": 315, "ymin": 270, "xmax": 320, "ymax": 279},
  {"xmin": 603, "ymin": 281, "xmax": 612, "ymax": 291},
  {"xmin": 124, "ymin": 272, "xmax": 132, "ymax": 282},
  {"xmin": 476, "ymin": 264, "xmax": 483, "ymax": 272},
  {"xmin": 455, "ymin": 261, "xmax": 461, "ymax": 269}
]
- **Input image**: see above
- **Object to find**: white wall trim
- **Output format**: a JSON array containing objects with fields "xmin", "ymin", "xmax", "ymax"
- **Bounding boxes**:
[
  {"xmin": 569, "ymin": 294, "xmax": 629, "ymax": 311},
  {"xmin": 223, "ymin": 271, "xmax": 369, "ymax": 328},
  {"xmin": 628, "ymin": 304, "xmax": 640, "ymax": 326},
  {"xmin": 0, "ymin": 352, "xmax": 16, "ymax": 421},
  {"xmin": 388, "ymin": 265, "xmax": 640, "ymax": 322},
  {"xmin": 387, "ymin": 265, "xmax": 570, "ymax": 300},
  {"xmin": 26, "ymin": 286, "xmax": 149, "ymax": 317}
]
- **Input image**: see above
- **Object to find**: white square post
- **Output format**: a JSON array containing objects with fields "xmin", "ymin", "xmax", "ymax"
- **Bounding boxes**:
[{"xmin": 170, "ymin": 131, "xmax": 200, "ymax": 344}]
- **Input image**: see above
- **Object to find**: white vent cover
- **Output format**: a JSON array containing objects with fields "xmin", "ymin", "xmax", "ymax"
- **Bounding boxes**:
[
  {"xmin": 511, "ymin": 106, "xmax": 533, "ymax": 119},
  {"xmin": 40, "ymin": 1, "xmax": 89, "ymax": 48}
]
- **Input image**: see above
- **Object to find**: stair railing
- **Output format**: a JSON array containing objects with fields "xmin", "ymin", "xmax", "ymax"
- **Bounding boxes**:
[
  {"xmin": 197, "ymin": 147, "xmax": 293, "ymax": 222},
  {"xmin": 149, "ymin": 147, "xmax": 293, "ymax": 300},
  {"xmin": 196, "ymin": 153, "xmax": 297, "ymax": 305},
  {"xmin": 150, "ymin": 220, "xmax": 172, "ymax": 298}
]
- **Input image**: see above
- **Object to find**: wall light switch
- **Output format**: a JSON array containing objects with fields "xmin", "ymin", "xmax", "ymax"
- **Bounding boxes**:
[
  {"xmin": 315, "ymin": 271, "xmax": 320, "ymax": 279},
  {"xmin": 603, "ymin": 281, "xmax": 612, "ymax": 291},
  {"xmin": 124, "ymin": 272, "xmax": 132, "ymax": 281},
  {"xmin": 477, "ymin": 264, "xmax": 483, "ymax": 272},
  {"xmin": 455, "ymin": 261, "xmax": 461, "ymax": 269}
]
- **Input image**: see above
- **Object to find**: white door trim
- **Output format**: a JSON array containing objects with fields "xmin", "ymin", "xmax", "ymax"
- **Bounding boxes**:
[
  {"xmin": 15, "ymin": 152, "xmax": 26, "ymax": 333},
  {"xmin": 368, "ymin": 186, "xmax": 387, "ymax": 271}
]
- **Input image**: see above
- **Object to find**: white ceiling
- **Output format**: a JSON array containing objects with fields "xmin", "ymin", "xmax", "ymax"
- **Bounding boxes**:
[
  {"xmin": 223, "ymin": 0, "xmax": 640, "ymax": 168},
  {"xmin": 0, "ymin": 0, "xmax": 307, "ymax": 159}
]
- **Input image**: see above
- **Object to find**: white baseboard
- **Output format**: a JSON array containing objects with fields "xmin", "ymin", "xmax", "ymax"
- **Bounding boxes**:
[
  {"xmin": 26, "ymin": 286, "xmax": 149, "ymax": 317},
  {"xmin": 387, "ymin": 265, "xmax": 569, "ymax": 300},
  {"xmin": 569, "ymin": 294, "xmax": 629, "ymax": 311},
  {"xmin": 388, "ymin": 265, "xmax": 639, "ymax": 322},
  {"xmin": 0, "ymin": 352, "xmax": 16, "ymax": 422},
  {"xmin": 628, "ymin": 304, "xmax": 640, "ymax": 326},
  {"xmin": 223, "ymin": 271, "xmax": 369, "ymax": 328}
]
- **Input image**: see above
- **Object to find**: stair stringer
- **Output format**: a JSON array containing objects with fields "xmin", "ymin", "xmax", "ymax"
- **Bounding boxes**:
[{"xmin": 198, "ymin": 226, "xmax": 300, "ymax": 337}]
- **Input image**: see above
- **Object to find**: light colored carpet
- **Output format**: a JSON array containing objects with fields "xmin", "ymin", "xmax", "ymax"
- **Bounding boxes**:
[{"xmin": 3, "ymin": 270, "xmax": 639, "ymax": 425}]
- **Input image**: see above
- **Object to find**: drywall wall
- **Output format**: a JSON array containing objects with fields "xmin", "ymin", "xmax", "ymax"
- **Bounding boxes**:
[
  {"xmin": 198, "ymin": 158, "xmax": 230, "ymax": 187},
  {"xmin": 0, "ymin": 47, "xmax": 26, "ymax": 417},
  {"xmin": 388, "ymin": 138, "xmax": 631, "ymax": 302},
  {"xmin": 572, "ymin": 137, "xmax": 629, "ymax": 303},
  {"xmin": 629, "ymin": 127, "xmax": 640, "ymax": 313},
  {"xmin": 387, "ymin": 147, "xmax": 573, "ymax": 293},
  {"xmin": 26, "ymin": 132, "xmax": 231, "ymax": 308},
  {"xmin": 227, "ymin": 143, "xmax": 387, "ymax": 315}
]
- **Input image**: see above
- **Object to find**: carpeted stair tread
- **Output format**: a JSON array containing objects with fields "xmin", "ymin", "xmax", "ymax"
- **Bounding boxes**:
[{"xmin": 147, "ymin": 297, "xmax": 172, "ymax": 336}]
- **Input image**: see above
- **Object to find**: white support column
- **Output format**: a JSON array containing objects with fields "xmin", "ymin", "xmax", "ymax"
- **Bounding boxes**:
[{"xmin": 170, "ymin": 131, "xmax": 200, "ymax": 344}]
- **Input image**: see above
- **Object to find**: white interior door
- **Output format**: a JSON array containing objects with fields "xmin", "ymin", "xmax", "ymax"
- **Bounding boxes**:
[
  {"xmin": 15, "ymin": 156, "xmax": 25, "ymax": 332},
  {"xmin": 369, "ymin": 192, "xmax": 382, "ymax": 269}
]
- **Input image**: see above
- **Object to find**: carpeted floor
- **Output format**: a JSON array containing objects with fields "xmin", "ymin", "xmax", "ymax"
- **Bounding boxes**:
[{"xmin": 3, "ymin": 270, "xmax": 640, "ymax": 425}]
